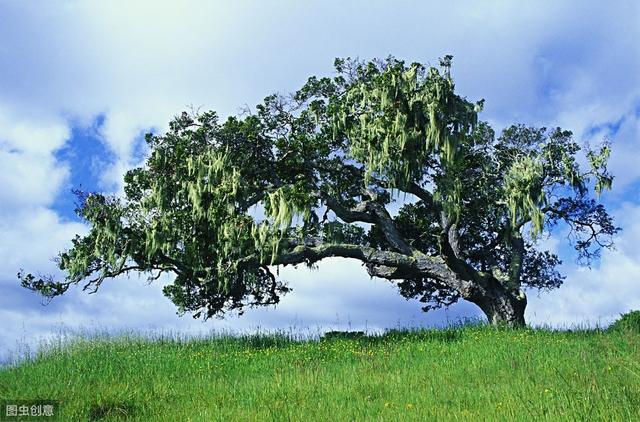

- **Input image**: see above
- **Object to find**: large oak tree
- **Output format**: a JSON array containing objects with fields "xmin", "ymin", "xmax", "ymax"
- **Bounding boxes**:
[{"xmin": 20, "ymin": 57, "xmax": 618, "ymax": 325}]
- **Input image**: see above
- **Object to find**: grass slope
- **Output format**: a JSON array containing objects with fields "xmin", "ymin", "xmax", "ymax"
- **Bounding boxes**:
[{"xmin": 1, "ymin": 325, "xmax": 639, "ymax": 421}]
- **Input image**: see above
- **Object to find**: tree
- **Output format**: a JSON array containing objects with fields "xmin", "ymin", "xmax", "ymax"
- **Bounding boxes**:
[{"xmin": 20, "ymin": 57, "xmax": 619, "ymax": 326}]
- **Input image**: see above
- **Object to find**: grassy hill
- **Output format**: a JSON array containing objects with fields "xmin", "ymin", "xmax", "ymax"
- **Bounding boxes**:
[{"xmin": 1, "ymin": 323, "xmax": 639, "ymax": 421}]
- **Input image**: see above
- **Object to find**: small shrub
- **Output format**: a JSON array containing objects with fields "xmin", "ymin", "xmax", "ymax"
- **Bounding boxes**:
[{"xmin": 608, "ymin": 310, "xmax": 640, "ymax": 333}]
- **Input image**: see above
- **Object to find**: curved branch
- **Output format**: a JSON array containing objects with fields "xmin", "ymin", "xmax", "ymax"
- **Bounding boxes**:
[
  {"xmin": 403, "ymin": 182, "xmax": 475, "ymax": 279},
  {"xmin": 323, "ymin": 195, "xmax": 376, "ymax": 224},
  {"xmin": 239, "ymin": 240, "xmax": 481, "ymax": 300},
  {"xmin": 273, "ymin": 242, "xmax": 419, "ymax": 273},
  {"xmin": 404, "ymin": 181, "xmax": 438, "ymax": 208},
  {"xmin": 323, "ymin": 194, "xmax": 414, "ymax": 255},
  {"xmin": 437, "ymin": 212, "xmax": 477, "ymax": 281}
]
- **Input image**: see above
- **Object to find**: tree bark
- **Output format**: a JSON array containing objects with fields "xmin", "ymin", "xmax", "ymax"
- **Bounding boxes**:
[
  {"xmin": 317, "ymin": 189, "xmax": 530, "ymax": 327},
  {"xmin": 260, "ymin": 239, "xmax": 529, "ymax": 327},
  {"xmin": 468, "ymin": 282, "xmax": 527, "ymax": 327}
]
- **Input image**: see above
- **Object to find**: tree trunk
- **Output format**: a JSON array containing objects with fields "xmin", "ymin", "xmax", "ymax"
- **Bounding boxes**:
[{"xmin": 469, "ymin": 282, "xmax": 527, "ymax": 327}]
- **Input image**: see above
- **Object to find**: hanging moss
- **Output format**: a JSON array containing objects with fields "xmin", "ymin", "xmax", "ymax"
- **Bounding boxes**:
[
  {"xmin": 256, "ymin": 184, "xmax": 315, "ymax": 264},
  {"xmin": 503, "ymin": 155, "xmax": 547, "ymax": 236},
  {"xmin": 329, "ymin": 59, "xmax": 480, "ymax": 222},
  {"xmin": 587, "ymin": 143, "xmax": 613, "ymax": 196}
]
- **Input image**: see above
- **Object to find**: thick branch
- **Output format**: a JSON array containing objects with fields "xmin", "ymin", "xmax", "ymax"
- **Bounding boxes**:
[
  {"xmin": 437, "ymin": 212, "xmax": 476, "ymax": 281},
  {"xmin": 249, "ymin": 240, "xmax": 480, "ymax": 298},
  {"xmin": 404, "ymin": 181, "xmax": 438, "ymax": 208},
  {"xmin": 507, "ymin": 230, "xmax": 525, "ymax": 289},
  {"xmin": 239, "ymin": 239, "xmax": 453, "ymax": 283},
  {"xmin": 323, "ymin": 194, "xmax": 414, "ymax": 255},
  {"xmin": 323, "ymin": 195, "xmax": 375, "ymax": 224},
  {"xmin": 402, "ymin": 182, "xmax": 476, "ymax": 279}
]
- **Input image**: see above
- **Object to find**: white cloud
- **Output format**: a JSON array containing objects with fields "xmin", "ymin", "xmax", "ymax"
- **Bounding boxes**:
[
  {"xmin": 0, "ymin": 106, "xmax": 69, "ymax": 154},
  {"xmin": 0, "ymin": 208, "xmax": 86, "ymax": 279},
  {"xmin": 0, "ymin": 106, "xmax": 70, "ymax": 213},
  {"xmin": 527, "ymin": 202, "xmax": 640, "ymax": 327},
  {"xmin": 0, "ymin": 151, "xmax": 68, "ymax": 213}
]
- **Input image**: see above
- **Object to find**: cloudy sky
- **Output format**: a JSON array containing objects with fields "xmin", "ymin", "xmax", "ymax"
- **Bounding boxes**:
[{"xmin": 1, "ymin": 1, "xmax": 638, "ymax": 360}]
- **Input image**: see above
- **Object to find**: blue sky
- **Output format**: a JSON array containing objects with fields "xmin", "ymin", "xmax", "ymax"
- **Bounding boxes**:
[{"xmin": 1, "ymin": 1, "xmax": 639, "ymax": 360}]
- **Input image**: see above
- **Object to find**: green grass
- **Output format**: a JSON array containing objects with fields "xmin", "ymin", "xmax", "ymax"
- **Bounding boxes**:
[{"xmin": 1, "ymin": 324, "xmax": 639, "ymax": 421}]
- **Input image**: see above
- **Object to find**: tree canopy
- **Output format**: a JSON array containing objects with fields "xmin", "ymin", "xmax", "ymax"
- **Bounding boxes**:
[{"xmin": 20, "ymin": 57, "xmax": 618, "ymax": 325}]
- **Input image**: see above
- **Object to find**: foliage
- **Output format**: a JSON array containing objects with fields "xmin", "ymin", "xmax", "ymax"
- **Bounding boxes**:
[
  {"xmin": 19, "ymin": 56, "xmax": 619, "ymax": 322},
  {"xmin": 609, "ymin": 310, "xmax": 640, "ymax": 333},
  {"xmin": 2, "ymin": 326, "xmax": 639, "ymax": 420}
]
